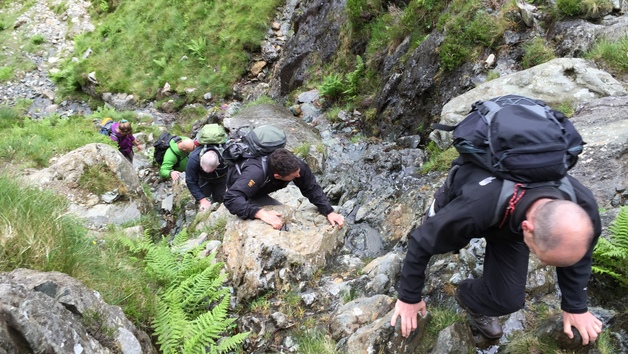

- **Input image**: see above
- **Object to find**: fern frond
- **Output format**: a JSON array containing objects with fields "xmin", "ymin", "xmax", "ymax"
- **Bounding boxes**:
[
  {"xmin": 117, "ymin": 230, "xmax": 154, "ymax": 254},
  {"xmin": 154, "ymin": 299, "xmax": 188, "ymax": 354},
  {"xmin": 137, "ymin": 229, "xmax": 247, "ymax": 354},
  {"xmin": 593, "ymin": 207, "xmax": 628, "ymax": 286},
  {"xmin": 591, "ymin": 265, "xmax": 623, "ymax": 282},
  {"xmin": 179, "ymin": 265, "xmax": 227, "ymax": 311},
  {"xmin": 171, "ymin": 228, "xmax": 190, "ymax": 246},
  {"xmin": 213, "ymin": 332, "xmax": 250, "ymax": 353}
]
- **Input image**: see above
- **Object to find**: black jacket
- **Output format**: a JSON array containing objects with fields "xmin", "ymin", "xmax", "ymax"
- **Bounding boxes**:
[
  {"xmin": 185, "ymin": 146, "xmax": 228, "ymax": 202},
  {"xmin": 398, "ymin": 163, "xmax": 601, "ymax": 314},
  {"xmin": 223, "ymin": 157, "xmax": 334, "ymax": 219}
]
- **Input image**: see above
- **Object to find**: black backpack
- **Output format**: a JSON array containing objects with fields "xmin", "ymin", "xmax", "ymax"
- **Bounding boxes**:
[
  {"xmin": 223, "ymin": 125, "xmax": 287, "ymax": 170},
  {"xmin": 153, "ymin": 131, "xmax": 182, "ymax": 167},
  {"xmin": 433, "ymin": 95, "xmax": 584, "ymax": 183},
  {"xmin": 223, "ymin": 125, "xmax": 287, "ymax": 188}
]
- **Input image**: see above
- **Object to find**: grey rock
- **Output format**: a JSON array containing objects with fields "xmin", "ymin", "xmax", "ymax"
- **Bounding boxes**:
[
  {"xmin": 0, "ymin": 269, "xmax": 156, "ymax": 353},
  {"xmin": 430, "ymin": 58, "xmax": 627, "ymax": 149}
]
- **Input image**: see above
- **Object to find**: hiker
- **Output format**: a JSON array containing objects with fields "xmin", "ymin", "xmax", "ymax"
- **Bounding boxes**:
[
  {"xmin": 159, "ymin": 138, "xmax": 196, "ymax": 181},
  {"xmin": 391, "ymin": 95, "xmax": 604, "ymax": 345},
  {"xmin": 185, "ymin": 124, "xmax": 229, "ymax": 211},
  {"xmin": 390, "ymin": 164, "xmax": 603, "ymax": 344},
  {"xmin": 185, "ymin": 143, "xmax": 228, "ymax": 211},
  {"xmin": 223, "ymin": 148, "xmax": 345, "ymax": 230},
  {"xmin": 110, "ymin": 120, "xmax": 142, "ymax": 162}
]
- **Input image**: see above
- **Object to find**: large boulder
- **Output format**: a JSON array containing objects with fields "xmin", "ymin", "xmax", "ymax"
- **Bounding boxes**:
[
  {"xmin": 569, "ymin": 95, "xmax": 628, "ymax": 206},
  {"xmin": 430, "ymin": 58, "xmax": 627, "ymax": 148},
  {"xmin": 224, "ymin": 103, "xmax": 325, "ymax": 172},
  {"xmin": 22, "ymin": 143, "xmax": 151, "ymax": 228},
  {"xmin": 0, "ymin": 269, "xmax": 156, "ymax": 354},
  {"xmin": 215, "ymin": 185, "xmax": 346, "ymax": 302}
]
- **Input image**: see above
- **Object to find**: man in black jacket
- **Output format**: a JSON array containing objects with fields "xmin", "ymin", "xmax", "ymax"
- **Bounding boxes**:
[
  {"xmin": 186, "ymin": 147, "xmax": 228, "ymax": 211},
  {"xmin": 390, "ymin": 162, "xmax": 603, "ymax": 345},
  {"xmin": 223, "ymin": 148, "xmax": 344, "ymax": 230}
]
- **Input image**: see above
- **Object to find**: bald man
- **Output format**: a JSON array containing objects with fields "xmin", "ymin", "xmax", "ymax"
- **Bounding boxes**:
[
  {"xmin": 391, "ymin": 161, "xmax": 602, "ymax": 345},
  {"xmin": 186, "ymin": 146, "xmax": 228, "ymax": 211}
]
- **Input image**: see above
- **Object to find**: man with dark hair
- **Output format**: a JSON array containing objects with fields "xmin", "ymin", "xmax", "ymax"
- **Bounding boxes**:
[
  {"xmin": 223, "ymin": 148, "xmax": 344, "ymax": 229},
  {"xmin": 390, "ymin": 162, "xmax": 603, "ymax": 345}
]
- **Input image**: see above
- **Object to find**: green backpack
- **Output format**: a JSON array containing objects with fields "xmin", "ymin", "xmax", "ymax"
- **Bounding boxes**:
[{"xmin": 195, "ymin": 124, "xmax": 227, "ymax": 145}]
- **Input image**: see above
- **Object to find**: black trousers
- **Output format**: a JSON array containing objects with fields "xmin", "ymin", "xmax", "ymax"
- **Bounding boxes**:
[
  {"xmin": 457, "ymin": 237, "xmax": 530, "ymax": 317},
  {"xmin": 200, "ymin": 175, "xmax": 227, "ymax": 203}
]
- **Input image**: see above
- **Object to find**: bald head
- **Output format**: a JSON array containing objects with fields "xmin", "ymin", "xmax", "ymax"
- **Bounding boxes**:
[
  {"xmin": 177, "ymin": 139, "xmax": 196, "ymax": 153},
  {"xmin": 525, "ymin": 200, "xmax": 593, "ymax": 267}
]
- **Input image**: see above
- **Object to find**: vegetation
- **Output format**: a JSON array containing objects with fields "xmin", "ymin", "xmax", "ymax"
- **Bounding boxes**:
[
  {"xmin": 0, "ymin": 112, "xmax": 245, "ymax": 349},
  {"xmin": 593, "ymin": 207, "xmax": 628, "ymax": 286},
  {"xmin": 522, "ymin": 37, "xmax": 556, "ymax": 69},
  {"xmin": 585, "ymin": 35, "xmax": 628, "ymax": 74},
  {"xmin": 0, "ymin": 174, "xmax": 160, "ymax": 327},
  {"xmin": 294, "ymin": 329, "xmax": 339, "ymax": 354},
  {"xmin": 556, "ymin": 0, "xmax": 613, "ymax": 18},
  {"xmin": 1, "ymin": 0, "xmax": 626, "ymax": 352},
  {"xmin": 504, "ymin": 333, "xmax": 562, "ymax": 353},
  {"xmin": 415, "ymin": 307, "xmax": 465, "ymax": 353},
  {"xmin": 0, "ymin": 114, "xmax": 115, "ymax": 168},
  {"xmin": 318, "ymin": 73, "xmax": 345, "ymax": 100},
  {"xmin": 121, "ymin": 231, "xmax": 248, "ymax": 353},
  {"xmin": 242, "ymin": 95, "xmax": 277, "ymax": 108},
  {"xmin": 78, "ymin": 163, "xmax": 126, "ymax": 196},
  {"xmin": 554, "ymin": 101, "xmax": 575, "ymax": 117},
  {"xmin": 0, "ymin": 66, "xmax": 12, "ymax": 81},
  {"xmin": 30, "ymin": 33, "xmax": 44, "ymax": 45},
  {"xmin": 293, "ymin": 143, "xmax": 311, "ymax": 158},
  {"xmin": 52, "ymin": 0, "xmax": 283, "ymax": 99},
  {"xmin": 420, "ymin": 142, "xmax": 458, "ymax": 173}
]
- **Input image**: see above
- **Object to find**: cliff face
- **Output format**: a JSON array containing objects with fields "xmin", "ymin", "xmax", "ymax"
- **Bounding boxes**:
[{"xmin": 266, "ymin": 0, "xmax": 627, "ymax": 141}]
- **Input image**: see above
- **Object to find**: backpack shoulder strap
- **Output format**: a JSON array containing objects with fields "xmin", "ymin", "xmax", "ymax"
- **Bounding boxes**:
[
  {"xmin": 474, "ymin": 100, "xmax": 501, "ymax": 124},
  {"xmin": 234, "ymin": 156, "xmax": 270, "ymax": 188},
  {"xmin": 492, "ymin": 179, "xmax": 519, "ymax": 227},
  {"xmin": 557, "ymin": 176, "xmax": 576, "ymax": 202},
  {"xmin": 432, "ymin": 122, "xmax": 456, "ymax": 131},
  {"xmin": 492, "ymin": 177, "xmax": 577, "ymax": 227}
]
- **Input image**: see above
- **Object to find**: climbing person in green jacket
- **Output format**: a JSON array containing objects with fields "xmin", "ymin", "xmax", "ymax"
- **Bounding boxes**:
[{"xmin": 159, "ymin": 138, "xmax": 196, "ymax": 181}]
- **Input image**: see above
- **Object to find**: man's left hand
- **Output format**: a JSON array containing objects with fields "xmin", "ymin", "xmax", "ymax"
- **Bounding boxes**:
[
  {"xmin": 327, "ymin": 212, "xmax": 345, "ymax": 228},
  {"xmin": 562, "ymin": 311, "xmax": 603, "ymax": 345}
]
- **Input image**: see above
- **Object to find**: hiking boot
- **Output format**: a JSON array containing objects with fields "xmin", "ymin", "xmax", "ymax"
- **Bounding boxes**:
[{"xmin": 455, "ymin": 288, "xmax": 503, "ymax": 339}]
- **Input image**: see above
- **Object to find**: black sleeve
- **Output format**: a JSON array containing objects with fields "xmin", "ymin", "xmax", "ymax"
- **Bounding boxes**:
[
  {"xmin": 556, "ymin": 176, "xmax": 602, "ymax": 313},
  {"xmin": 292, "ymin": 161, "xmax": 334, "ymax": 216},
  {"xmin": 185, "ymin": 150, "xmax": 206, "ymax": 202},
  {"xmin": 398, "ymin": 188, "xmax": 496, "ymax": 303},
  {"xmin": 223, "ymin": 160, "xmax": 267, "ymax": 219},
  {"xmin": 398, "ymin": 166, "xmax": 499, "ymax": 304}
]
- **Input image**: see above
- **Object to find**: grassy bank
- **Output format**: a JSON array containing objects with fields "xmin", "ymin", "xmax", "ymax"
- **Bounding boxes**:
[{"xmin": 53, "ymin": 0, "xmax": 283, "ymax": 100}]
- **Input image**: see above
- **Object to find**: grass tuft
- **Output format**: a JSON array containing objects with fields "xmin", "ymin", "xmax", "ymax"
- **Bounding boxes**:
[{"xmin": 585, "ymin": 36, "xmax": 628, "ymax": 74}]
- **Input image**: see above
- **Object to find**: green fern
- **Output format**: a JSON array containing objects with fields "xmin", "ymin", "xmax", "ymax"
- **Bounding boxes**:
[
  {"xmin": 122, "ymin": 230, "xmax": 248, "ymax": 353},
  {"xmin": 593, "ymin": 207, "xmax": 628, "ymax": 286},
  {"xmin": 318, "ymin": 73, "xmax": 345, "ymax": 100},
  {"xmin": 343, "ymin": 55, "xmax": 365, "ymax": 99}
]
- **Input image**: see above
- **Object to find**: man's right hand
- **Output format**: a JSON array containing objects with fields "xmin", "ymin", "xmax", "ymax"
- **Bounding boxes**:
[
  {"xmin": 170, "ymin": 171, "xmax": 181, "ymax": 181},
  {"xmin": 255, "ymin": 209, "xmax": 283, "ymax": 230},
  {"xmin": 199, "ymin": 198, "xmax": 212, "ymax": 211},
  {"xmin": 390, "ymin": 299, "xmax": 427, "ymax": 338}
]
